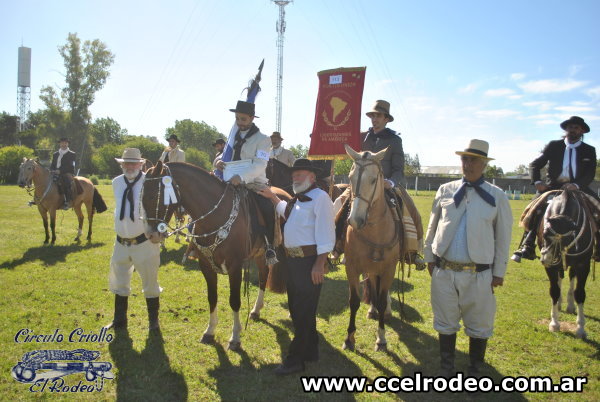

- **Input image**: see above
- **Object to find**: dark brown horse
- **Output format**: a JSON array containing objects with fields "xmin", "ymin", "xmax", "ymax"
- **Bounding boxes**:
[
  {"xmin": 342, "ymin": 145, "xmax": 403, "ymax": 352},
  {"xmin": 142, "ymin": 161, "xmax": 289, "ymax": 350},
  {"xmin": 18, "ymin": 158, "xmax": 107, "ymax": 244},
  {"xmin": 539, "ymin": 189, "xmax": 593, "ymax": 338}
]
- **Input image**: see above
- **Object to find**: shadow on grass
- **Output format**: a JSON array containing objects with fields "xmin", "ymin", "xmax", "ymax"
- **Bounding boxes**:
[
  {"xmin": 207, "ymin": 320, "xmax": 359, "ymax": 401},
  {"xmin": 108, "ymin": 329, "xmax": 187, "ymax": 401},
  {"xmin": 0, "ymin": 242, "xmax": 105, "ymax": 270}
]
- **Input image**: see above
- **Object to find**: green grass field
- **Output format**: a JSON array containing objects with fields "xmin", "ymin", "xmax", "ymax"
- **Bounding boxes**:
[{"xmin": 1, "ymin": 185, "xmax": 598, "ymax": 401}]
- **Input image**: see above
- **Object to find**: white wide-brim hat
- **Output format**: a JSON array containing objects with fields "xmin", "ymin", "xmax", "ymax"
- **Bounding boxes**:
[
  {"xmin": 455, "ymin": 139, "xmax": 494, "ymax": 161},
  {"xmin": 115, "ymin": 148, "xmax": 145, "ymax": 163}
]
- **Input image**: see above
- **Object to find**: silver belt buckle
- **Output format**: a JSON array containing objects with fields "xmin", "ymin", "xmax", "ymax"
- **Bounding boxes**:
[{"xmin": 287, "ymin": 247, "xmax": 303, "ymax": 258}]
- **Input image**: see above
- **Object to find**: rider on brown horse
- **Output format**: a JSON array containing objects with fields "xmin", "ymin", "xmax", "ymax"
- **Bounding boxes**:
[
  {"xmin": 50, "ymin": 137, "xmax": 76, "ymax": 210},
  {"xmin": 214, "ymin": 100, "xmax": 278, "ymax": 264}
]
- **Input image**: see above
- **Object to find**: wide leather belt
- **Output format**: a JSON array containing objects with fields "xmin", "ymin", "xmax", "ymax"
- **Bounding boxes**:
[
  {"xmin": 435, "ymin": 256, "xmax": 490, "ymax": 272},
  {"xmin": 285, "ymin": 245, "xmax": 317, "ymax": 258},
  {"xmin": 117, "ymin": 233, "xmax": 147, "ymax": 246}
]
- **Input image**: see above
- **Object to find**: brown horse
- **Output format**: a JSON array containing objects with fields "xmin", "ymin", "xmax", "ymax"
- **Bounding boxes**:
[
  {"xmin": 141, "ymin": 161, "xmax": 289, "ymax": 350},
  {"xmin": 17, "ymin": 158, "xmax": 107, "ymax": 244},
  {"xmin": 342, "ymin": 145, "xmax": 403, "ymax": 352}
]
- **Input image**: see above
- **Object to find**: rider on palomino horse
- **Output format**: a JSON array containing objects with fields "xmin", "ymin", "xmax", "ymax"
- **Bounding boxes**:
[
  {"xmin": 334, "ymin": 100, "xmax": 424, "ymax": 264},
  {"xmin": 512, "ymin": 116, "xmax": 600, "ymax": 263},
  {"xmin": 50, "ymin": 137, "xmax": 76, "ymax": 210},
  {"xmin": 215, "ymin": 100, "xmax": 278, "ymax": 264}
]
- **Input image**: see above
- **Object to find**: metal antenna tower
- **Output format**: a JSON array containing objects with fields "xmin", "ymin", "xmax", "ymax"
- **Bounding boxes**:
[
  {"xmin": 17, "ymin": 46, "xmax": 32, "ymax": 136},
  {"xmin": 273, "ymin": 0, "xmax": 292, "ymax": 133}
]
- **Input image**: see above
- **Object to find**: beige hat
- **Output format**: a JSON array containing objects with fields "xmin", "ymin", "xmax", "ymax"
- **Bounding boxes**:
[
  {"xmin": 365, "ymin": 100, "xmax": 394, "ymax": 122},
  {"xmin": 455, "ymin": 139, "xmax": 494, "ymax": 160},
  {"xmin": 115, "ymin": 148, "xmax": 145, "ymax": 163}
]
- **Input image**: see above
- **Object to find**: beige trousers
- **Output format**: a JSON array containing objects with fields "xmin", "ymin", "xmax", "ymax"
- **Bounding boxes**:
[
  {"xmin": 109, "ymin": 239, "xmax": 162, "ymax": 298},
  {"xmin": 431, "ymin": 267, "xmax": 496, "ymax": 338}
]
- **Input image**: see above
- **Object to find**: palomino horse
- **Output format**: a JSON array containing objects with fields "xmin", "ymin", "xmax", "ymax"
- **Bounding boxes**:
[
  {"xmin": 539, "ymin": 189, "xmax": 593, "ymax": 338},
  {"xmin": 342, "ymin": 145, "xmax": 403, "ymax": 351},
  {"xmin": 17, "ymin": 158, "xmax": 107, "ymax": 244},
  {"xmin": 141, "ymin": 161, "xmax": 289, "ymax": 350}
]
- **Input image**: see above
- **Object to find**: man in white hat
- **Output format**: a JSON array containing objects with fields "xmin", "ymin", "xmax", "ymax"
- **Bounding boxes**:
[
  {"xmin": 424, "ymin": 139, "xmax": 512, "ymax": 377},
  {"xmin": 270, "ymin": 131, "xmax": 296, "ymax": 167},
  {"xmin": 105, "ymin": 148, "xmax": 162, "ymax": 332}
]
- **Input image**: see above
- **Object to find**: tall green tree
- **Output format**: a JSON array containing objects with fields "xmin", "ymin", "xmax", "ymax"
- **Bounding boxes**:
[
  {"xmin": 0, "ymin": 112, "xmax": 19, "ymax": 147},
  {"xmin": 484, "ymin": 164, "xmax": 504, "ymax": 178},
  {"xmin": 165, "ymin": 120, "xmax": 224, "ymax": 157},
  {"xmin": 405, "ymin": 153, "xmax": 421, "ymax": 176},
  {"xmin": 289, "ymin": 144, "xmax": 308, "ymax": 159},
  {"xmin": 89, "ymin": 117, "xmax": 127, "ymax": 148},
  {"xmin": 40, "ymin": 33, "xmax": 115, "ymax": 173}
]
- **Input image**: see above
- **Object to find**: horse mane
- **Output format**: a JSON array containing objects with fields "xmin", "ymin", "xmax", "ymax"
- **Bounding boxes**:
[{"xmin": 157, "ymin": 162, "xmax": 226, "ymax": 188}]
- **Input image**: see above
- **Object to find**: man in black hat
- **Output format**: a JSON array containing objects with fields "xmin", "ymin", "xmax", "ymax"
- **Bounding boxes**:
[
  {"xmin": 215, "ymin": 100, "xmax": 278, "ymax": 263},
  {"xmin": 159, "ymin": 134, "xmax": 185, "ymax": 163},
  {"xmin": 212, "ymin": 138, "xmax": 226, "ymax": 170},
  {"xmin": 50, "ymin": 137, "xmax": 77, "ymax": 210},
  {"xmin": 512, "ymin": 116, "xmax": 597, "ymax": 262},
  {"xmin": 258, "ymin": 159, "xmax": 335, "ymax": 375}
]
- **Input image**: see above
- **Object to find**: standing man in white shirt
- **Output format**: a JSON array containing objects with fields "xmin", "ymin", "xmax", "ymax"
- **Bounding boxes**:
[
  {"xmin": 424, "ymin": 140, "xmax": 512, "ymax": 377},
  {"xmin": 104, "ymin": 148, "xmax": 162, "ymax": 332},
  {"xmin": 269, "ymin": 131, "xmax": 296, "ymax": 167},
  {"xmin": 259, "ymin": 159, "xmax": 335, "ymax": 375}
]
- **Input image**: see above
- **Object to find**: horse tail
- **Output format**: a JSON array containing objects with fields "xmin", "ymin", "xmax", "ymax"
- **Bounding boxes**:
[
  {"xmin": 93, "ymin": 188, "xmax": 108, "ymax": 213},
  {"xmin": 266, "ymin": 248, "xmax": 287, "ymax": 294}
]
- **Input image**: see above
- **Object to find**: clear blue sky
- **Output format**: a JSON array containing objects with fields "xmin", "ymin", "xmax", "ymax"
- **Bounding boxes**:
[{"xmin": 1, "ymin": 0, "xmax": 599, "ymax": 171}]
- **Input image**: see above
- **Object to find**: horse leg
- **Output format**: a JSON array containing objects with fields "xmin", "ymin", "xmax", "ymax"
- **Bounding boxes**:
[
  {"xmin": 73, "ymin": 202, "xmax": 84, "ymax": 242},
  {"xmin": 50, "ymin": 209, "xmax": 57, "ymax": 245},
  {"xmin": 375, "ymin": 277, "xmax": 391, "ymax": 352},
  {"xmin": 566, "ymin": 272, "xmax": 576, "ymax": 314},
  {"xmin": 368, "ymin": 290, "xmax": 392, "ymax": 320},
  {"xmin": 39, "ymin": 207, "xmax": 49, "ymax": 244},
  {"xmin": 84, "ymin": 197, "xmax": 94, "ymax": 242},
  {"xmin": 227, "ymin": 267, "xmax": 243, "ymax": 351},
  {"xmin": 557, "ymin": 276, "xmax": 563, "ymax": 311},
  {"xmin": 200, "ymin": 265, "xmax": 218, "ymax": 344},
  {"xmin": 546, "ymin": 266, "xmax": 561, "ymax": 332},
  {"xmin": 250, "ymin": 258, "xmax": 268, "ymax": 320},
  {"xmin": 343, "ymin": 271, "xmax": 361, "ymax": 351},
  {"xmin": 573, "ymin": 263, "xmax": 590, "ymax": 339}
]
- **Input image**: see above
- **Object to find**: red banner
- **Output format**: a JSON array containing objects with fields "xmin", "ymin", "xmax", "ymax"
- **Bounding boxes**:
[{"xmin": 308, "ymin": 67, "xmax": 366, "ymax": 159}]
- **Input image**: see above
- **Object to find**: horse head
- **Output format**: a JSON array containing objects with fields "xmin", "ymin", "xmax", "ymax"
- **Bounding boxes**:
[
  {"xmin": 18, "ymin": 158, "xmax": 37, "ymax": 188},
  {"xmin": 141, "ymin": 160, "xmax": 180, "ymax": 244},
  {"xmin": 540, "ymin": 190, "xmax": 584, "ymax": 267},
  {"xmin": 345, "ymin": 144, "xmax": 388, "ymax": 230}
]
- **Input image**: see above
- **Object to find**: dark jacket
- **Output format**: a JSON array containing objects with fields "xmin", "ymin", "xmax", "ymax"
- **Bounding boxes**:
[
  {"xmin": 361, "ymin": 127, "xmax": 405, "ymax": 187},
  {"xmin": 530, "ymin": 139, "xmax": 596, "ymax": 193},
  {"xmin": 50, "ymin": 150, "xmax": 77, "ymax": 175}
]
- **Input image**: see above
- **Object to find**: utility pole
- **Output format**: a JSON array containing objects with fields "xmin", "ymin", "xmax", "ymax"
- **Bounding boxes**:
[{"xmin": 273, "ymin": 1, "xmax": 292, "ymax": 133}]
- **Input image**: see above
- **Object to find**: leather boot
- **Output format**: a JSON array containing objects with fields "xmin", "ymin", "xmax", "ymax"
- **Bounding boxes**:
[
  {"xmin": 438, "ymin": 333, "xmax": 456, "ymax": 377},
  {"xmin": 511, "ymin": 230, "xmax": 537, "ymax": 262},
  {"xmin": 104, "ymin": 295, "xmax": 128, "ymax": 330},
  {"xmin": 146, "ymin": 297, "xmax": 160, "ymax": 331},
  {"xmin": 467, "ymin": 337, "xmax": 488, "ymax": 377}
]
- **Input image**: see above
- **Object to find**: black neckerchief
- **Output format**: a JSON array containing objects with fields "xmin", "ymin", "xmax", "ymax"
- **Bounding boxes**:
[
  {"xmin": 453, "ymin": 176, "xmax": 496, "ymax": 207},
  {"xmin": 120, "ymin": 171, "xmax": 143, "ymax": 221},
  {"xmin": 284, "ymin": 183, "xmax": 318, "ymax": 220},
  {"xmin": 233, "ymin": 124, "xmax": 259, "ymax": 161}
]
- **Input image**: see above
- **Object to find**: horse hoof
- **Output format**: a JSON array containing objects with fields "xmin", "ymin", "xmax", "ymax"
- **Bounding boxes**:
[
  {"xmin": 549, "ymin": 322, "xmax": 560, "ymax": 332},
  {"xmin": 342, "ymin": 340, "xmax": 355, "ymax": 351},
  {"xmin": 566, "ymin": 306, "xmax": 576, "ymax": 315},
  {"xmin": 228, "ymin": 341, "xmax": 241, "ymax": 351},
  {"xmin": 200, "ymin": 334, "xmax": 215, "ymax": 344},
  {"xmin": 367, "ymin": 311, "xmax": 378, "ymax": 320},
  {"xmin": 375, "ymin": 343, "xmax": 387, "ymax": 352},
  {"xmin": 575, "ymin": 329, "xmax": 587, "ymax": 339},
  {"xmin": 250, "ymin": 312, "xmax": 260, "ymax": 321}
]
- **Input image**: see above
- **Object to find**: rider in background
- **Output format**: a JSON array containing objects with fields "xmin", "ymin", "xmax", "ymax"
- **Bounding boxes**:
[
  {"xmin": 50, "ymin": 137, "xmax": 76, "ymax": 210},
  {"xmin": 512, "ymin": 116, "xmax": 597, "ymax": 262}
]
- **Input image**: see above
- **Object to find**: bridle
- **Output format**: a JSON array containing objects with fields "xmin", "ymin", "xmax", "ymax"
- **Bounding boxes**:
[{"xmin": 21, "ymin": 159, "xmax": 54, "ymax": 205}]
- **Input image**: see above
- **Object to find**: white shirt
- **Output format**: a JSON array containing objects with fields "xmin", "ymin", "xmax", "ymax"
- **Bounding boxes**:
[
  {"xmin": 559, "ymin": 138, "xmax": 582, "ymax": 181},
  {"xmin": 57, "ymin": 147, "xmax": 70, "ymax": 169},
  {"xmin": 442, "ymin": 211, "xmax": 472, "ymax": 264},
  {"xmin": 112, "ymin": 172, "xmax": 147, "ymax": 238},
  {"xmin": 275, "ymin": 187, "xmax": 335, "ymax": 255}
]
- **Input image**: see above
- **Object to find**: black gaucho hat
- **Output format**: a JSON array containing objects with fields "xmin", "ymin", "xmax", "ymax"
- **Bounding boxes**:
[
  {"xmin": 212, "ymin": 138, "xmax": 226, "ymax": 146},
  {"xmin": 58, "ymin": 137, "xmax": 70, "ymax": 143},
  {"xmin": 289, "ymin": 158, "xmax": 322, "ymax": 174},
  {"xmin": 167, "ymin": 134, "xmax": 180, "ymax": 143},
  {"xmin": 560, "ymin": 116, "xmax": 590, "ymax": 133},
  {"xmin": 229, "ymin": 100, "xmax": 259, "ymax": 118}
]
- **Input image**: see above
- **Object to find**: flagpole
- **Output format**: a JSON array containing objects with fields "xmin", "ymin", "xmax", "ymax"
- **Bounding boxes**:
[{"xmin": 328, "ymin": 159, "xmax": 336, "ymax": 198}]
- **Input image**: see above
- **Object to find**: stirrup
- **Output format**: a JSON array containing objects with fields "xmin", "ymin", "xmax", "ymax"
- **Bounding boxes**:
[{"xmin": 265, "ymin": 246, "xmax": 278, "ymax": 265}]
